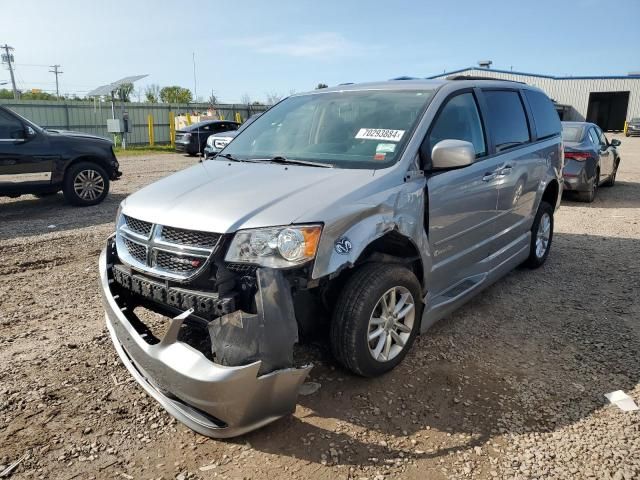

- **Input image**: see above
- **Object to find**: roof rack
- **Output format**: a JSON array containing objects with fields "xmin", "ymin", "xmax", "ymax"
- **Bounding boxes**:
[{"xmin": 447, "ymin": 75, "xmax": 525, "ymax": 84}]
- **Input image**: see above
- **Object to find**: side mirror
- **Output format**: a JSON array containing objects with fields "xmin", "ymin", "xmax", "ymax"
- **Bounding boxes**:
[
  {"xmin": 25, "ymin": 125, "xmax": 36, "ymax": 138},
  {"xmin": 431, "ymin": 139, "xmax": 475, "ymax": 170},
  {"xmin": 610, "ymin": 138, "xmax": 621, "ymax": 147}
]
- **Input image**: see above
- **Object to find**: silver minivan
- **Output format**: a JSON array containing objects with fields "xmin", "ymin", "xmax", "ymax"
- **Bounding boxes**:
[{"xmin": 99, "ymin": 79, "xmax": 563, "ymax": 437}]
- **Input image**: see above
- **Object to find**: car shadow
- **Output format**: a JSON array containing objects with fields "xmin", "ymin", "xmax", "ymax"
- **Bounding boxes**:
[
  {"xmin": 562, "ymin": 180, "xmax": 640, "ymax": 208},
  {"xmin": 0, "ymin": 192, "xmax": 128, "ymax": 241},
  {"xmin": 232, "ymin": 232, "xmax": 640, "ymax": 467}
]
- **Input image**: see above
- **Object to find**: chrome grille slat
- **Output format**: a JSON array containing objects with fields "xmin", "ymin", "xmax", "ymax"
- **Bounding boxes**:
[
  {"xmin": 123, "ymin": 215, "xmax": 153, "ymax": 238},
  {"xmin": 115, "ymin": 215, "xmax": 221, "ymax": 281},
  {"xmin": 160, "ymin": 226, "xmax": 221, "ymax": 249},
  {"xmin": 123, "ymin": 238, "xmax": 147, "ymax": 263}
]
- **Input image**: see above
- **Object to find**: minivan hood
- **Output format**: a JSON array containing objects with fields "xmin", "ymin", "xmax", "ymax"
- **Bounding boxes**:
[{"xmin": 121, "ymin": 160, "xmax": 377, "ymax": 233}]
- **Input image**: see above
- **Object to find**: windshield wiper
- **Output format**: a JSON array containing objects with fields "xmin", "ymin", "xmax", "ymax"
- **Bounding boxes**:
[
  {"xmin": 216, "ymin": 153, "xmax": 256, "ymax": 163},
  {"xmin": 264, "ymin": 156, "xmax": 333, "ymax": 168}
]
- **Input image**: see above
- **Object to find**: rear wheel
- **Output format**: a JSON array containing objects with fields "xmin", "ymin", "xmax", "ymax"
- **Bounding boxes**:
[
  {"xmin": 603, "ymin": 162, "xmax": 618, "ymax": 187},
  {"xmin": 63, "ymin": 162, "xmax": 109, "ymax": 206},
  {"xmin": 524, "ymin": 201, "xmax": 554, "ymax": 269},
  {"xmin": 577, "ymin": 170, "xmax": 598, "ymax": 202},
  {"xmin": 330, "ymin": 263, "xmax": 422, "ymax": 377}
]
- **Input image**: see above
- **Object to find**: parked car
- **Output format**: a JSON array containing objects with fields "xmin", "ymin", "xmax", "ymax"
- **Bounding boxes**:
[
  {"xmin": 175, "ymin": 120, "xmax": 239, "ymax": 156},
  {"xmin": 100, "ymin": 79, "xmax": 563, "ymax": 438},
  {"xmin": 0, "ymin": 105, "xmax": 121, "ymax": 206},
  {"xmin": 626, "ymin": 117, "xmax": 640, "ymax": 136},
  {"xmin": 203, "ymin": 113, "xmax": 262, "ymax": 159},
  {"xmin": 562, "ymin": 121, "xmax": 621, "ymax": 202}
]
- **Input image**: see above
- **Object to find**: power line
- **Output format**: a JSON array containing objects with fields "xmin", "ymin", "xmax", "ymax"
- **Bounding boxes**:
[
  {"xmin": 49, "ymin": 64, "xmax": 63, "ymax": 99},
  {"xmin": 1, "ymin": 44, "xmax": 19, "ymax": 99}
]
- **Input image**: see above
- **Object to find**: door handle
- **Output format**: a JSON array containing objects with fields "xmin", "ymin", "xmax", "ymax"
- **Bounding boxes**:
[
  {"xmin": 497, "ymin": 165, "xmax": 513, "ymax": 176},
  {"xmin": 482, "ymin": 172, "xmax": 497, "ymax": 182}
]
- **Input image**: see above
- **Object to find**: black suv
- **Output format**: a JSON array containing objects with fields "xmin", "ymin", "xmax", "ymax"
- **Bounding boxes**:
[{"xmin": 0, "ymin": 105, "xmax": 121, "ymax": 206}]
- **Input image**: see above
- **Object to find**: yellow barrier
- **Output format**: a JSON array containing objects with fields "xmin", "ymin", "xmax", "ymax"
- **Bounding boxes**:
[
  {"xmin": 147, "ymin": 114, "xmax": 154, "ymax": 146},
  {"xmin": 235, "ymin": 112, "xmax": 242, "ymax": 123},
  {"xmin": 169, "ymin": 112, "xmax": 176, "ymax": 147},
  {"xmin": 624, "ymin": 122, "xmax": 628, "ymax": 136},
  {"xmin": 186, "ymin": 112, "xmax": 192, "ymax": 125}
]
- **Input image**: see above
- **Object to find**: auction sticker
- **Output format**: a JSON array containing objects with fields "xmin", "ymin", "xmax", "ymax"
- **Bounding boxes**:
[
  {"xmin": 355, "ymin": 128, "xmax": 405, "ymax": 142},
  {"xmin": 376, "ymin": 143, "xmax": 396, "ymax": 153}
]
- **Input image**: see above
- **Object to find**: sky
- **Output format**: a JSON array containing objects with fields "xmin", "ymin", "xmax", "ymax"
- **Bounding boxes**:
[{"xmin": 3, "ymin": 0, "xmax": 640, "ymax": 103}]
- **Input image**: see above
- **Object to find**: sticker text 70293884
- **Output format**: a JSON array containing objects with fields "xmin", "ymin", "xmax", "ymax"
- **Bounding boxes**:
[{"xmin": 355, "ymin": 128, "xmax": 405, "ymax": 142}]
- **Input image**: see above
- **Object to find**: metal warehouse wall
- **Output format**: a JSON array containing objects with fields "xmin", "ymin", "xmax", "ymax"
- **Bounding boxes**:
[
  {"xmin": 0, "ymin": 100, "xmax": 269, "ymax": 145},
  {"xmin": 430, "ymin": 68, "xmax": 640, "ymax": 124}
]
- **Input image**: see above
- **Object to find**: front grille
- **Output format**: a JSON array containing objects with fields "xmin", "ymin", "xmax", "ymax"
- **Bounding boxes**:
[
  {"xmin": 124, "ymin": 215, "xmax": 152, "ymax": 237},
  {"xmin": 117, "ymin": 215, "xmax": 221, "ymax": 280},
  {"xmin": 123, "ymin": 238, "xmax": 147, "ymax": 263},
  {"xmin": 155, "ymin": 250, "xmax": 203, "ymax": 275},
  {"xmin": 161, "ymin": 226, "xmax": 221, "ymax": 249}
]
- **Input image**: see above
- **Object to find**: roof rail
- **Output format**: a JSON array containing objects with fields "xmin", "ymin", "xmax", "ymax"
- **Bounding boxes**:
[{"xmin": 447, "ymin": 75, "xmax": 525, "ymax": 84}]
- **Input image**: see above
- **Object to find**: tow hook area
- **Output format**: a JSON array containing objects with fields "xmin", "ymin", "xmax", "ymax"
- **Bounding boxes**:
[
  {"xmin": 100, "ymin": 243, "xmax": 313, "ymax": 438},
  {"xmin": 209, "ymin": 268, "xmax": 299, "ymax": 375}
]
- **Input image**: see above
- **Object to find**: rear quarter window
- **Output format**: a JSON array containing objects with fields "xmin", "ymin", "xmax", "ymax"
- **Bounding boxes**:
[
  {"xmin": 483, "ymin": 90, "xmax": 530, "ymax": 152},
  {"xmin": 524, "ymin": 90, "xmax": 561, "ymax": 140}
]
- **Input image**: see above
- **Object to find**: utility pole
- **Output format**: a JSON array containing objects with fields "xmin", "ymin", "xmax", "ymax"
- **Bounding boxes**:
[
  {"xmin": 192, "ymin": 52, "xmax": 197, "ymax": 102},
  {"xmin": 49, "ymin": 64, "xmax": 63, "ymax": 99},
  {"xmin": 1, "ymin": 44, "xmax": 19, "ymax": 99}
]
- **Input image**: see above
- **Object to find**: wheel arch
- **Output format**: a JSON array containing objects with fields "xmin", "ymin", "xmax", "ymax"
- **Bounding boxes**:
[
  {"xmin": 355, "ymin": 230, "xmax": 425, "ymax": 290},
  {"xmin": 63, "ymin": 155, "xmax": 110, "ymax": 180},
  {"xmin": 541, "ymin": 178, "xmax": 560, "ymax": 210}
]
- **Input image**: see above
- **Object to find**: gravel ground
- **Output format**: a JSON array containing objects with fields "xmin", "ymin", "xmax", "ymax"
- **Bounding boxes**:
[{"xmin": 1, "ymin": 137, "xmax": 638, "ymax": 480}]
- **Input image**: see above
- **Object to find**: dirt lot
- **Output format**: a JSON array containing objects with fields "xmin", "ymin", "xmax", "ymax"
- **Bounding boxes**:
[{"xmin": 1, "ymin": 137, "xmax": 639, "ymax": 480}]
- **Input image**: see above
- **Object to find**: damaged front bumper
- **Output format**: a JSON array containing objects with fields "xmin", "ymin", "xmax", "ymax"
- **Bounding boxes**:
[{"xmin": 99, "ymin": 244, "xmax": 312, "ymax": 438}]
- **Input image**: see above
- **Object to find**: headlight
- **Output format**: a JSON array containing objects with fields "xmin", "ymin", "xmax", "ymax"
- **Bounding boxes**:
[
  {"xmin": 206, "ymin": 135, "xmax": 216, "ymax": 147},
  {"xmin": 115, "ymin": 202, "xmax": 123, "ymax": 230},
  {"xmin": 214, "ymin": 138, "xmax": 231, "ymax": 149},
  {"xmin": 225, "ymin": 225, "xmax": 322, "ymax": 268},
  {"xmin": 183, "ymin": 133, "xmax": 191, "ymax": 140}
]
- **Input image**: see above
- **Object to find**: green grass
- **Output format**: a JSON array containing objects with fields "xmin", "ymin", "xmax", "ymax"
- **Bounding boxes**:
[{"xmin": 114, "ymin": 145, "xmax": 175, "ymax": 156}]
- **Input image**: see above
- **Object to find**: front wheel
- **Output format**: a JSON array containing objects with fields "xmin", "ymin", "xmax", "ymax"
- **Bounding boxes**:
[
  {"xmin": 330, "ymin": 263, "xmax": 422, "ymax": 377},
  {"xmin": 524, "ymin": 201, "xmax": 554, "ymax": 269},
  {"xmin": 63, "ymin": 162, "xmax": 110, "ymax": 206}
]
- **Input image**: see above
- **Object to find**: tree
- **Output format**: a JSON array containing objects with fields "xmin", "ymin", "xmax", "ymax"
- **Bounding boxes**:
[
  {"xmin": 316, "ymin": 83, "xmax": 328, "ymax": 89},
  {"xmin": 21, "ymin": 90, "xmax": 57, "ymax": 100},
  {"xmin": 0, "ymin": 89, "xmax": 13, "ymax": 99},
  {"xmin": 265, "ymin": 91, "xmax": 283, "ymax": 105},
  {"xmin": 240, "ymin": 93, "xmax": 252, "ymax": 105},
  {"xmin": 144, "ymin": 84, "xmax": 160, "ymax": 103},
  {"xmin": 160, "ymin": 86, "xmax": 193, "ymax": 104},
  {"xmin": 208, "ymin": 90, "xmax": 219, "ymax": 107},
  {"xmin": 115, "ymin": 82, "xmax": 134, "ymax": 102}
]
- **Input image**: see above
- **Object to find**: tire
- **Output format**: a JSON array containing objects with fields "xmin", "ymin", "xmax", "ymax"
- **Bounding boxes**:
[
  {"xmin": 330, "ymin": 263, "xmax": 422, "ymax": 377},
  {"xmin": 603, "ymin": 162, "xmax": 618, "ymax": 187},
  {"xmin": 62, "ymin": 162, "xmax": 110, "ymax": 206},
  {"xmin": 524, "ymin": 201, "xmax": 554, "ymax": 269},
  {"xmin": 577, "ymin": 170, "xmax": 598, "ymax": 203}
]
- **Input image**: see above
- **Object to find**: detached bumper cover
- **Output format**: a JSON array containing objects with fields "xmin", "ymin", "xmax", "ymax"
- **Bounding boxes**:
[{"xmin": 99, "ymin": 247, "xmax": 312, "ymax": 438}]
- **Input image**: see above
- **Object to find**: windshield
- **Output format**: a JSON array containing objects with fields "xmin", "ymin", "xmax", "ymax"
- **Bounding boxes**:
[
  {"xmin": 562, "ymin": 125, "xmax": 583, "ymax": 142},
  {"xmin": 221, "ymin": 89, "xmax": 435, "ymax": 168}
]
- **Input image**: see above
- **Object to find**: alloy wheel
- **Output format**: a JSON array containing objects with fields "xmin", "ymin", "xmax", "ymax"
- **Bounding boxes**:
[
  {"xmin": 73, "ymin": 169, "xmax": 105, "ymax": 201},
  {"xmin": 367, "ymin": 286, "xmax": 415, "ymax": 362},
  {"xmin": 535, "ymin": 212, "xmax": 551, "ymax": 259}
]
